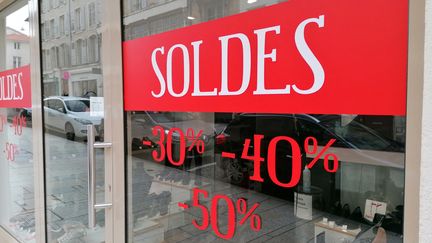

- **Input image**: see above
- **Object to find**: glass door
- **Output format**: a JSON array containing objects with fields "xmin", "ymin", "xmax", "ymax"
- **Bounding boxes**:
[{"xmin": 40, "ymin": 0, "xmax": 118, "ymax": 242}]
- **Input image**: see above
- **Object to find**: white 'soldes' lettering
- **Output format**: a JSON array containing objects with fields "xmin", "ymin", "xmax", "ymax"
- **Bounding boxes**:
[
  {"xmin": 150, "ymin": 15, "xmax": 325, "ymax": 98},
  {"xmin": 0, "ymin": 72, "xmax": 24, "ymax": 101}
]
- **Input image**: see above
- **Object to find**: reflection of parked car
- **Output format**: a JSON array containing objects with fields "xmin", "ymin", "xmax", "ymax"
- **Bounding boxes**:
[
  {"xmin": 82, "ymin": 91, "xmax": 97, "ymax": 98},
  {"xmin": 215, "ymin": 113, "xmax": 404, "ymax": 186},
  {"xmin": 18, "ymin": 108, "xmax": 32, "ymax": 127},
  {"xmin": 43, "ymin": 96, "xmax": 103, "ymax": 140}
]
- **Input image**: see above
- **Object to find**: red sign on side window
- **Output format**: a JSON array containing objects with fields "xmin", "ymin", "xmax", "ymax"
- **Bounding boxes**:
[
  {"xmin": 123, "ymin": 0, "xmax": 408, "ymax": 115},
  {"xmin": 0, "ymin": 65, "xmax": 31, "ymax": 108}
]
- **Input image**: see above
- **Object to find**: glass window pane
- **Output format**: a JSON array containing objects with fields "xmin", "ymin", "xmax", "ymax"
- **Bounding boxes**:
[
  {"xmin": 0, "ymin": 2, "xmax": 34, "ymax": 242},
  {"xmin": 122, "ymin": 1, "xmax": 407, "ymax": 243},
  {"xmin": 40, "ymin": 0, "xmax": 105, "ymax": 242}
]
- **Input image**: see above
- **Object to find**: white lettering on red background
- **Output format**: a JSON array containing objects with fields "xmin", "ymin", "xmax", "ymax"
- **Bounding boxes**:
[
  {"xmin": 123, "ymin": 0, "xmax": 408, "ymax": 115},
  {"xmin": 0, "ymin": 66, "xmax": 31, "ymax": 108},
  {"xmin": 0, "ymin": 72, "xmax": 25, "ymax": 101},
  {"xmin": 151, "ymin": 15, "xmax": 325, "ymax": 98}
]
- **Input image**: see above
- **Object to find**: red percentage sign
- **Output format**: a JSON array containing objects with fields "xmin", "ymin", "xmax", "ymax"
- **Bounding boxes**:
[
  {"xmin": 186, "ymin": 128, "xmax": 205, "ymax": 154},
  {"xmin": 5, "ymin": 142, "xmax": 18, "ymax": 162},
  {"xmin": 304, "ymin": 137, "xmax": 339, "ymax": 172},
  {"xmin": 147, "ymin": 127, "xmax": 206, "ymax": 166},
  {"xmin": 182, "ymin": 188, "xmax": 262, "ymax": 240},
  {"xmin": 236, "ymin": 198, "xmax": 262, "ymax": 232},
  {"xmin": 10, "ymin": 115, "xmax": 27, "ymax": 136}
]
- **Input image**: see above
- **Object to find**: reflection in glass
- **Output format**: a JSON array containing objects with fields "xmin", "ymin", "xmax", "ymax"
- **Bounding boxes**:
[
  {"xmin": 123, "ymin": 0, "xmax": 406, "ymax": 242},
  {"xmin": 40, "ymin": 0, "xmax": 105, "ymax": 242},
  {"xmin": 0, "ymin": 2, "xmax": 35, "ymax": 242}
]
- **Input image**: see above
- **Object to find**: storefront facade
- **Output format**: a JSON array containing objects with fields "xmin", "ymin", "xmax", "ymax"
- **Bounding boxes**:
[{"xmin": 0, "ymin": 0, "xmax": 430, "ymax": 242}]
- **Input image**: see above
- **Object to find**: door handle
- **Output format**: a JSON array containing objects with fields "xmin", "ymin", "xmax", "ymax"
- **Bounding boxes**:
[{"xmin": 87, "ymin": 125, "xmax": 112, "ymax": 228}]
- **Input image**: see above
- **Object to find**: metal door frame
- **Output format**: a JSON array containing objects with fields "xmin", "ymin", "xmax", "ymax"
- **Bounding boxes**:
[
  {"xmin": 100, "ymin": 0, "xmax": 126, "ymax": 242},
  {"xmin": 28, "ymin": 0, "xmax": 126, "ymax": 242}
]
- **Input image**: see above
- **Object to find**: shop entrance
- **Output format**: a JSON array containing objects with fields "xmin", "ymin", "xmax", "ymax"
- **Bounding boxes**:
[
  {"xmin": 39, "ymin": 0, "xmax": 125, "ymax": 242},
  {"xmin": 0, "ymin": 0, "xmax": 413, "ymax": 242}
]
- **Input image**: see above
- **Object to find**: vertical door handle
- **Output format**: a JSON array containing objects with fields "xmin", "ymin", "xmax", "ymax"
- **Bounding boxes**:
[{"xmin": 87, "ymin": 125, "xmax": 113, "ymax": 228}]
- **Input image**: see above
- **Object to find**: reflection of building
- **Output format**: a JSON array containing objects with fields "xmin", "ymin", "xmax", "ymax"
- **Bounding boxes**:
[
  {"xmin": 239, "ymin": 0, "xmax": 284, "ymax": 12},
  {"xmin": 5, "ymin": 27, "xmax": 29, "ymax": 69},
  {"xmin": 123, "ymin": 0, "xmax": 239, "ymax": 41},
  {"xmin": 122, "ymin": 0, "xmax": 291, "ymax": 40},
  {"xmin": 122, "ymin": 0, "xmax": 408, "ymax": 145},
  {"xmin": 40, "ymin": 0, "xmax": 102, "ymax": 97}
]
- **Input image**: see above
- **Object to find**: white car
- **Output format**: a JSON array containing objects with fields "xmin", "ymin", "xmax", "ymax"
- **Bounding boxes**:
[{"xmin": 43, "ymin": 96, "xmax": 103, "ymax": 140}]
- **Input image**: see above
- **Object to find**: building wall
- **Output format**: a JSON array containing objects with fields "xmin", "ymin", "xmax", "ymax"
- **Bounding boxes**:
[
  {"xmin": 420, "ymin": 0, "xmax": 432, "ymax": 241},
  {"xmin": 5, "ymin": 40, "xmax": 29, "ymax": 69},
  {"xmin": 40, "ymin": 0, "xmax": 102, "ymax": 97}
]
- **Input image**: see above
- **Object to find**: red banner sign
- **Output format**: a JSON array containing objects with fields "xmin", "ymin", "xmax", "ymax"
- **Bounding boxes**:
[
  {"xmin": 0, "ymin": 65, "xmax": 31, "ymax": 108},
  {"xmin": 123, "ymin": 0, "xmax": 408, "ymax": 115}
]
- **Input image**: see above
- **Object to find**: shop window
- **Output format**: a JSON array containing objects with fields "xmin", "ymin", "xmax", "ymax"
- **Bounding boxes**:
[{"xmin": 122, "ymin": 0, "xmax": 407, "ymax": 242}]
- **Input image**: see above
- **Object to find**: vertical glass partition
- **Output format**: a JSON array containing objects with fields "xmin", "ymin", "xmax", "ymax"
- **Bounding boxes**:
[
  {"xmin": 0, "ymin": 2, "xmax": 35, "ymax": 242},
  {"xmin": 40, "ymin": 0, "xmax": 106, "ymax": 242}
]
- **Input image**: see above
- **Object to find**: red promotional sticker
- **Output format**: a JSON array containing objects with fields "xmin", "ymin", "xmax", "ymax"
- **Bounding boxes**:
[
  {"xmin": 0, "ymin": 65, "xmax": 31, "ymax": 108},
  {"xmin": 123, "ymin": 0, "xmax": 408, "ymax": 115}
]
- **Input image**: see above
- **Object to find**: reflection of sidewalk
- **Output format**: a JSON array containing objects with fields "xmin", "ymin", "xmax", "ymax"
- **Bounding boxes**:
[{"xmin": 42, "ymin": 132, "xmax": 105, "ymax": 242}]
